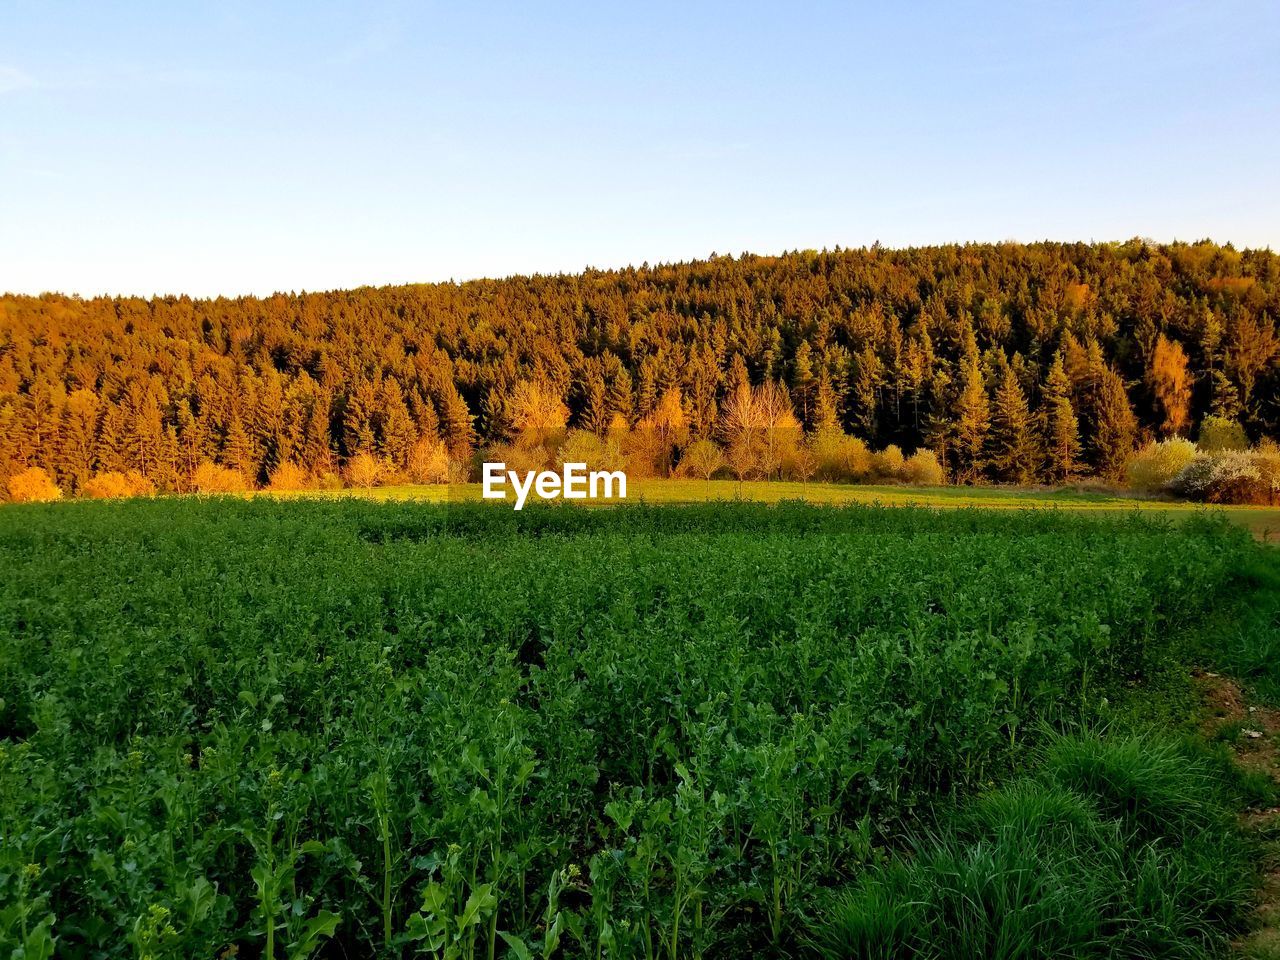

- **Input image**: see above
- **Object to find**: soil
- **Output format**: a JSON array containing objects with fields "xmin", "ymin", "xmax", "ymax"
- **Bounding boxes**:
[{"xmin": 1194, "ymin": 670, "xmax": 1280, "ymax": 958}]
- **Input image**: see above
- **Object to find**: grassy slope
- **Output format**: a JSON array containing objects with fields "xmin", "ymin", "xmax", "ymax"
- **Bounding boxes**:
[{"xmin": 274, "ymin": 479, "xmax": 1280, "ymax": 542}]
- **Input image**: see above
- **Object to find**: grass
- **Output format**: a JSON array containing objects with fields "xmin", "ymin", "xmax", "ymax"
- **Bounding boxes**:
[
  {"xmin": 272, "ymin": 479, "xmax": 1280, "ymax": 542},
  {"xmin": 810, "ymin": 732, "xmax": 1258, "ymax": 960}
]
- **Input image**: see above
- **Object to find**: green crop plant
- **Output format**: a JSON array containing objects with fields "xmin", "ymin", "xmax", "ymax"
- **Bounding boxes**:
[{"xmin": 0, "ymin": 498, "xmax": 1271, "ymax": 956}]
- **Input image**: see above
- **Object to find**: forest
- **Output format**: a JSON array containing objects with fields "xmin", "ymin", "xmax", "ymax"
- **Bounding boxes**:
[{"xmin": 1, "ymin": 239, "xmax": 1278, "ymax": 499}]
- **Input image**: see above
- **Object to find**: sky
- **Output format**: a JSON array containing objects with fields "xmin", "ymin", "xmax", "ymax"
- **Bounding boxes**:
[{"xmin": 1, "ymin": 1, "xmax": 1278, "ymax": 299}]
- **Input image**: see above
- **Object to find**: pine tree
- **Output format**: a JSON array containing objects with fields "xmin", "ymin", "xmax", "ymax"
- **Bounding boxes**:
[
  {"xmin": 850, "ymin": 345, "xmax": 882, "ymax": 441},
  {"xmin": 342, "ymin": 381, "xmax": 378, "ymax": 457},
  {"xmin": 988, "ymin": 359, "xmax": 1040, "ymax": 483},
  {"xmin": 96, "ymin": 402, "xmax": 129, "ymax": 473},
  {"xmin": 57, "ymin": 389, "xmax": 100, "ymax": 491},
  {"xmin": 155, "ymin": 425, "xmax": 181, "ymax": 491},
  {"xmin": 222, "ymin": 410, "xmax": 258, "ymax": 482},
  {"xmin": 122, "ymin": 385, "xmax": 165, "ymax": 479},
  {"xmin": 409, "ymin": 387, "xmax": 441, "ymax": 440},
  {"xmin": 1041, "ymin": 353, "xmax": 1081, "ymax": 483},
  {"xmin": 921, "ymin": 368, "xmax": 954, "ymax": 472},
  {"xmin": 635, "ymin": 357, "xmax": 658, "ymax": 420},
  {"xmin": 1092, "ymin": 366, "xmax": 1138, "ymax": 480},
  {"xmin": 176, "ymin": 405, "xmax": 208, "ymax": 482},
  {"xmin": 606, "ymin": 368, "xmax": 634, "ymax": 427},
  {"xmin": 727, "ymin": 353, "xmax": 751, "ymax": 393},
  {"xmin": 437, "ymin": 381, "xmax": 477, "ymax": 459},
  {"xmin": 952, "ymin": 355, "xmax": 989, "ymax": 484},
  {"xmin": 791, "ymin": 340, "xmax": 816, "ymax": 428},
  {"xmin": 813, "ymin": 368, "xmax": 840, "ymax": 431},
  {"xmin": 582, "ymin": 371, "xmax": 610, "ymax": 435},
  {"xmin": 380, "ymin": 393, "xmax": 417, "ymax": 469},
  {"xmin": 299, "ymin": 396, "xmax": 336, "ymax": 473},
  {"xmin": 1209, "ymin": 370, "xmax": 1242, "ymax": 420}
]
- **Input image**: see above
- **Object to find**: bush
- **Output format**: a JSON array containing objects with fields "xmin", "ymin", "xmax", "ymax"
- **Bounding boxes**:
[
  {"xmin": 483, "ymin": 442, "xmax": 549, "ymax": 478},
  {"xmin": 1197, "ymin": 416, "xmax": 1248, "ymax": 453},
  {"xmin": 315, "ymin": 471, "xmax": 345, "ymax": 491},
  {"xmin": 1126, "ymin": 438, "xmax": 1198, "ymax": 493},
  {"xmin": 191, "ymin": 461, "xmax": 249, "ymax": 494},
  {"xmin": 903, "ymin": 449, "xmax": 946, "ymax": 486},
  {"xmin": 7, "ymin": 467, "xmax": 62, "ymax": 502},
  {"xmin": 81, "ymin": 471, "xmax": 155, "ymax": 499},
  {"xmin": 1170, "ymin": 451, "xmax": 1268, "ymax": 504},
  {"xmin": 556, "ymin": 429, "xmax": 626, "ymax": 474},
  {"xmin": 344, "ymin": 452, "xmax": 384, "ymax": 488},
  {"xmin": 870, "ymin": 444, "xmax": 906, "ymax": 482},
  {"xmin": 677, "ymin": 438, "xmax": 725, "ymax": 480},
  {"xmin": 810, "ymin": 428, "xmax": 871, "ymax": 482},
  {"xmin": 266, "ymin": 461, "xmax": 313, "ymax": 492},
  {"xmin": 406, "ymin": 437, "xmax": 451, "ymax": 484},
  {"xmin": 1253, "ymin": 440, "xmax": 1280, "ymax": 504}
]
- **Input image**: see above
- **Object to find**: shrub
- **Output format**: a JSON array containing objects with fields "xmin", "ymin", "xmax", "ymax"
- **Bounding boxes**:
[
  {"xmin": 810, "ymin": 428, "xmax": 871, "ymax": 482},
  {"xmin": 903, "ymin": 449, "xmax": 946, "ymax": 486},
  {"xmin": 677, "ymin": 438, "xmax": 725, "ymax": 480},
  {"xmin": 191, "ymin": 461, "xmax": 249, "ymax": 493},
  {"xmin": 556, "ymin": 429, "xmax": 626, "ymax": 475},
  {"xmin": 344, "ymin": 452, "xmax": 384, "ymax": 488},
  {"xmin": 1197, "ymin": 416, "xmax": 1248, "ymax": 453},
  {"xmin": 1170, "ymin": 451, "xmax": 1267, "ymax": 504},
  {"xmin": 782, "ymin": 440, "xmax": 818, "ymax": 483},
  {"xmin": 266, "ymin": 461, "xmax": 312, "ymax": 492},
  {"xmin": 483, "ymin": 442, "xmax": 549, "ymax": 478},
  {"xmin": 315, "ymin": 471, "xmax": 345, "ymax": 491},
  {"xmin": 870, "ymin": 444, "xmax": 906, "ymax": 482},
  {"xmin": 81, "ymin": 471, "xmax": 155, "ymax": 499},
  {"xmin": 7, "ymin": 467, "xmax": 62, "ymax": 502},
  {"xmin": 406, "ymin": 437, "xmax": 451, "ymax": 484},
  {"xmin": 1126, "ymin": 438, "xmax": 1198, "ymax": 493},
  {"xmin": 1253, "ymin": 440, "xmax": 1280, "ymax": 505}
]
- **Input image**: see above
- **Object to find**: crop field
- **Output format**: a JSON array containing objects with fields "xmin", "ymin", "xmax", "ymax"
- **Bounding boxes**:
[
  {"xmin": 0, "ymin": 499, "xmax": 1275, "ymax": 958},
  {"xmin": 277, "ymin": 480, "xmax": 1280, "ymax": 543}
]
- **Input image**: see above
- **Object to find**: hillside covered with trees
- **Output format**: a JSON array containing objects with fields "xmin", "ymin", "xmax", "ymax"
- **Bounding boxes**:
[{"xmin": 2, "ymin": 239, "xmax": 1278, "ymax": 498}]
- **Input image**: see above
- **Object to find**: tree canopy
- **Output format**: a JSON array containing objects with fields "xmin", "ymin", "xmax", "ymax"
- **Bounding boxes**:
[{"xmin": 1, "ymin": 239, "xmax": 1277, "ymax": 491}]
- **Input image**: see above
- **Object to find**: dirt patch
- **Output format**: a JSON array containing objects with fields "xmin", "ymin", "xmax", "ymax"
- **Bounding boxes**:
[
  {"xmin": 1196, "ymin": 671, "xmax": 1280, "ymax": 780},
  {"xmin": 1196, "ymin": 671, "xmax": 1280, "ymax": 957}
]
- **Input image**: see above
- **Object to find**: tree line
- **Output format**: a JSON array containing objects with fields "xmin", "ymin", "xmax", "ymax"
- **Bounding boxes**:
[{"xmin": 1, "ymin": 239, "xmax": 1277, "ymax": 495}]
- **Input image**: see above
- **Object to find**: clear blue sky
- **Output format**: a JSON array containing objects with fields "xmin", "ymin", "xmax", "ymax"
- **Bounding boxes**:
[{"xmin": 2, "ymin": 1, "xmax": 1277, "ymax": 298}]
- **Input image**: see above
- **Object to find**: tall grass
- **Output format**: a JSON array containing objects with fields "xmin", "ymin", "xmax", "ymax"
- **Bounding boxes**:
[{"xmin": 809, "ymin": 732, "xmax": 1256, "ymax": 960}]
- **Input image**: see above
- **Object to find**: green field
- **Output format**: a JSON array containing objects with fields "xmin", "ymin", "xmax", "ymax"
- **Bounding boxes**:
[
  {"xmin": 2, "ymin": 498, "xmax": 1277, "ymax": 958},
  {"xmin": 277, "ymin": 479, "xmax": 1280, "ymax": 542}
]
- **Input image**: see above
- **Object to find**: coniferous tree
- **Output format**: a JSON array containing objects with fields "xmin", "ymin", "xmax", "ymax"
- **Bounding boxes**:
[
  {"xmin": 1092, "ymin": 366, "xmax": 1138, "ymax": 480},
  {"xmin": 380, "ymin": 391, "xmax": 417, "ymax": 470},
  {"xmin": 96, "ymin": 402, "xmax": 129, "ymax": 473},
  {"xmin": 850, "ymin": 345, "xmax": 882, "ymax": 442},
  {"xmin": 222, "ymin": 410, "xmax": 257, "ymax": 481},
  {"xmin": 791, "ymin": 341, "xmax": 817, "ymax": 428},
  {"xmin": 988, "ymin": 359, "xmax": 1041, "ymax": 483},
  {"xmin": 581, "ymin": 371, "xmax": 610, "ymax": 435},
  {"xmin": 813, "ymin": 368, "xmax": 840, "ymax": 431},
  {"xmin": 437, "ymin": 381, "xmax": 477, "ymax": 459},
  {"xmin": 57, "ymin": 389, "xmax": 100, "ymax": 491},
  {"xmin": 1, "ymin": 240, "xmax": 1278, "ymax": 493},
  {"xmin": 299, "ymin": 397, "xmax": 336, "ymax": 473},
  {"xmin": 606, "ymin": 368, "xmax": 634, "ymax": 427},
  {"xmin": 1041, "ymin": 354, "xmax": 1081, "ymax": 483},
  {"xmin": 952, "ymin": 355, "xmax": 989, "ymax": 484}
]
